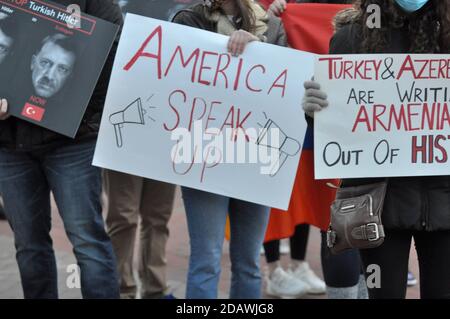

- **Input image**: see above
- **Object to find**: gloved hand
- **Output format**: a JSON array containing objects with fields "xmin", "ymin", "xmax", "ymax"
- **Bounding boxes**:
[{"xmin": 302, "ymin": 80, "xmax": 329, "ymax": 118}]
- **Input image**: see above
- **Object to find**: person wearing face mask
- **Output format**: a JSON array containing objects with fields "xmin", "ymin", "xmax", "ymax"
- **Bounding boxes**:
[
  {"xmin": 303, "ymin": 0, "xmax": 450, "ymax": 299},
  {"xmin": 172, "ymin": 0, "xmax": 287, "ymax": 299},
  {"xmin": 260, "ymin": 0, "xmax": 371, "ymax": 300}
]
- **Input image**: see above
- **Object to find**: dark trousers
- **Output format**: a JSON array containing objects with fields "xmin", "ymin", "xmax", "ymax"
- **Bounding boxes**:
[
  {"xmin": 0, "ymin": 139, "xmax": 119, "ymax": 299},
  {"xmin": 263, "ymin": 224, "xmax": 310, "ymax": 263},
  {"xmin": 360, "ymin": 230, "xmax": 450, "ymax": 299},
  {"xmin": 321, "ymin": 232, "xmax": 361, "ymax": 288}
]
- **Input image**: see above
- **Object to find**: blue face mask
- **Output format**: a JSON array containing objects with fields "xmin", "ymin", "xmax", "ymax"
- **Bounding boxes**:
[{"xmin": 395, "ymin": 0, "xmax": 430, "ymax": 13}]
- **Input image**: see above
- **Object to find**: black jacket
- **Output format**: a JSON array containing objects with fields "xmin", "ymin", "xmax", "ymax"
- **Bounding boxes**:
[
  {"xmin": 0, "ymin": 0, "xmax": 123, "ymax": 151},
  {"xmin": 329, "ymin": 22, "xmax": 450, "ymax": 231}
]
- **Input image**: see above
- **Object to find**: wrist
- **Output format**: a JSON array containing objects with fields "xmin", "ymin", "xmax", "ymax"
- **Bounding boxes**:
[{"xmin": 256, "ymin": 34, "xmax": 266, "ymax": 42}]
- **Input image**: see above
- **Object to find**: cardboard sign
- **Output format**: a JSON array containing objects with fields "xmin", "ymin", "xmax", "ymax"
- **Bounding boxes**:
[
  {"xmin": 315, "ymin": 54, "xmax": 450, "ymax": 179},
  {"xmin": 94, "ymin": 15, "xmax": 315, "ymax": 209},
  {"xmin": 0, "ymin": 0, "xmax": 119, "ymax": 137}
]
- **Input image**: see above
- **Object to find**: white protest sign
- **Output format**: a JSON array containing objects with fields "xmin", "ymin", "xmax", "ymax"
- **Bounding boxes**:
[
  {"xmin": 93, "ymin": 14, "xmax": 315, "ymax": 210},
  {"xmin": 314, "ymin": 54, "xmax": 450, "ymax": 179}
]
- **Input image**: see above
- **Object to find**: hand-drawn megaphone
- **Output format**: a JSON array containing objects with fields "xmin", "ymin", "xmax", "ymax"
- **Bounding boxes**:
[
  {"xmin": 109, "ymin": 98, "xmax": 145, "ymax": 148},
  {"xmin": 257, "ymin": 119, "xmax": 301, "ymax": 177}
]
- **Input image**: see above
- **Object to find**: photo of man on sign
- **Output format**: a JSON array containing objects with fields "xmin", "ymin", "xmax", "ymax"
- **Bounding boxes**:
[
  {"xmin": 0, "ymin": 17, "xmax": 15, "ymax": 66},
  {"xmin": 11, "ymin": 30, "xmax": 84, "ymax": 124},
  {"xmin": 0, "ymin": 14, "xmax": 21, "ymax": 87},
  {"xmin": 30, "ymin": 34, "xmax": 77, "ymax": 99},
  {"xmin": 0, "ymin": 0, "xmax": 119, "ymax": 137}
]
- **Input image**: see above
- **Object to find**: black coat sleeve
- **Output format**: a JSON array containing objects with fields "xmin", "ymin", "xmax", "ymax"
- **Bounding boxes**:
[
  {"xmin": 84, "ymin": 0, "xmax": 123, "ymax": 121},
  {"xmin": 171, "ymin": 7, "xmax": 212, "ymax": 31},
  {"xmin": 172, "ymin": 10, "xmax": 199, "ymax": 27},
  {"xmin": 86, "ymin": 0, "xmax": 123, "ymax": 25}
]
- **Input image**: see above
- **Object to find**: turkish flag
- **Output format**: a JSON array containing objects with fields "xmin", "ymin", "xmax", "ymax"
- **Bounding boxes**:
[{"xmin": 21, "ymin": 103, "xmax": 45, "ymax": 122}]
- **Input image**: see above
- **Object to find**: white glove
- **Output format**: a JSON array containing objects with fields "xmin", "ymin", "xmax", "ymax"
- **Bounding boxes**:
[{"xmin": 302, "ymin": 80, "xmax": 328, "ymax": 118}]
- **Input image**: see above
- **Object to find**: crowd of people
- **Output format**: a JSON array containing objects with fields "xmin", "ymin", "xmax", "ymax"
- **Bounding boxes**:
[{"xmin": 0, "ymin": 0, "xmax": 448, "ymax": 299}]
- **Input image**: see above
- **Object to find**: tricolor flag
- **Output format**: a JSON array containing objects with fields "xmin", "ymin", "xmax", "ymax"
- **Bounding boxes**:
[{"xmin": 264, "ymin": 3, "xmax": 351, "ymax": 242}]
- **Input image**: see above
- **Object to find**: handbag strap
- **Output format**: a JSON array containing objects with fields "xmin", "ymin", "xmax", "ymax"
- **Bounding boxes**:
[
  {"xmin": 351, "ymin": 224, "xmax": 385, "ymax": 242},
  {"xmin": 327, "ymin": 223, "xmax": 385, "ymax": 248}
]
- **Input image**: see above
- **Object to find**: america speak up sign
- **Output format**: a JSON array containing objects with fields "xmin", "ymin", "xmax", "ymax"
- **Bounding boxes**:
[
  {"xmin": 314, "ymin": 54, "xmax": 450, "ymax": 179},
  {"xmin": 93, "ymin": 14, "xmax": 315, "ymax": 209}
]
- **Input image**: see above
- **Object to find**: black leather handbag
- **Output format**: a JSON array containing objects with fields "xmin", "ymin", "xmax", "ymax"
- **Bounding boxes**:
[{"xmin": 327, "ymin": 181, "xmax": 388, "ymax": 254}]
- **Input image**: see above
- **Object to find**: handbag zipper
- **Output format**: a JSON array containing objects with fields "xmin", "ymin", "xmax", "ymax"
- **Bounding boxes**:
[{"xmin": 340, "ymin": 195, "xmax": 373, "ymax": 215}]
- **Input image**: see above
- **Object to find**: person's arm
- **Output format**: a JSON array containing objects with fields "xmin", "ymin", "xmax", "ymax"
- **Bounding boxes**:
[
  {"xmin": 86, "ymin": 0, "xmax": 123, "ymax": 26},
  {"xmin": 0, "ymin": 99, "xmax": 10, "ymax": 120},
  {"xmin": 172, "ymin": 8, "xmax": 207, "ymax": 29},
  {"xmin": 83, "ymin": 0, "xmax": 123, "ymax": 115},
  {"xmin": 271, "ymin": 17, "xmax": 288, "ymax": 47}
]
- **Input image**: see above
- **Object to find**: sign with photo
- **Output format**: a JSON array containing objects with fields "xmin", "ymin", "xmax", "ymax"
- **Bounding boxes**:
[
  {"xmin": 93, "ymin": 15, "xmax": 315, "ymax": 210},
  {"xmin": 117, "ymin": 0, "xmax": 201, "ymax": 21},
  {"xmin": 315, "ymin": 54, "xmax": 450, "ymax": 179},
  {"xmin": 0, "ymin": 0, "xmax": 119, "ymax": 137}
]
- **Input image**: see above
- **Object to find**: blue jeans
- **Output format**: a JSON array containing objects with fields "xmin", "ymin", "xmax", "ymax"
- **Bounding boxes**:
[
  {"xmin": 182, "ymin": 187, "xmax": 270, "ymax": 299},
  {"xmin": 0, "ymin": 139, "xmax": 119, "ymax": 299}
]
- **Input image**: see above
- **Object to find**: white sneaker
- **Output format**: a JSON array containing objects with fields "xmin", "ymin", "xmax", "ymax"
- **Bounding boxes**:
[
  {"xmin": 265, "ymin": 267, "xmax": 309, "ymax": 299},
  {"xmin": 289, "ymin": 262, "xmax": 326, "ymax": 295}
]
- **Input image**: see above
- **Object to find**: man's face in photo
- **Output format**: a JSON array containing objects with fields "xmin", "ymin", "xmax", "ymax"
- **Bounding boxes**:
[
  {"xmin": 31, "ymin": 41, "xmax": 76, "ymax": 98},
  {"xmin": 0, "ymin": 27, "xmax": 13, "ymax": 65}
]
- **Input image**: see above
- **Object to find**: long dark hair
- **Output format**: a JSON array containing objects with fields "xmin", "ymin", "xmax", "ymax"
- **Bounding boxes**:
[
  {"xmin": 234, "ymin": 0, "xmax": 257, "ymax": 33},
  {"xmin": 355, "ymin": 0, "xmax": 450, "ymax": 53}
]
